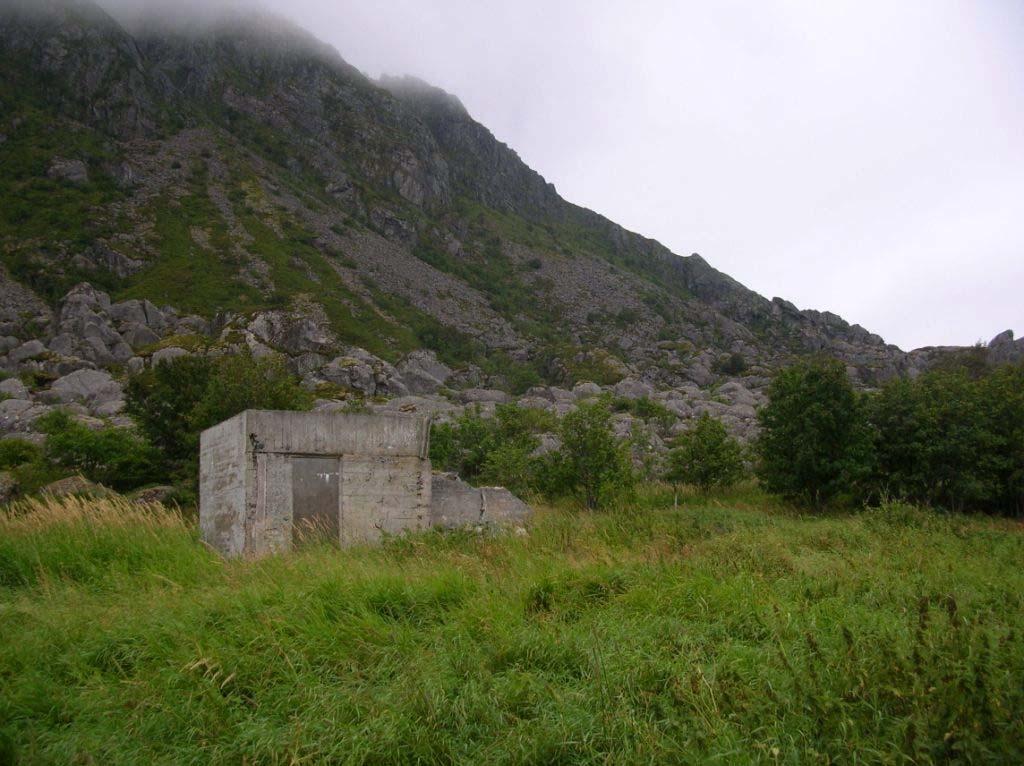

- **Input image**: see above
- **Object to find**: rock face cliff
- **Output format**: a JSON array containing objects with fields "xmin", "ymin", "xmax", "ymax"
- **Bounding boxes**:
[{"xmin": 0, "ymin": 0, "xmax": 1019, "ymax": 448}]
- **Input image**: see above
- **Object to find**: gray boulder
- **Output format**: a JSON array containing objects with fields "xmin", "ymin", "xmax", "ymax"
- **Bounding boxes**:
[
  {"xmin": 663, "ymin": 400, "xmax": 692, "ymax": 419},
  {"xmin": 47, "ymin": 157, "xmax": 88, "ymax": 185},
  {"xmin": 42, "ymin": 475, "xmax": 109, "ymax": 498},
  {"xmin": 47, "ymin": 369, "xmax": 123, "ymax": 407},
  {"xmin": 121, "ymin": 323, "xmax": 160, "ymax": 349},
  {"xmin": 396, "ymin": 350, "xmax": 451, "ymax": 394},
  {"xmin": 291, "ymin": 352, "xmax": 327, "ymax": 376},
  {"xmin": 320, "ymin": 349, "xmax": 407, "ymax": 397},
  {"xmin": 461, "ymin": 388, "xmax": 510, "ymax": 404},
  {"xmin": 613, "ymin": 377, "xmax": 655, "ymax": 400},
  {"xmin": 717, "ymin": 381, "xmax": 758, "ymax": 408},
  {"xmin": 108, "ymin": 299, "xmax": 148, "ymax": 327},
  {"xmin": 152, "ymin": 346, "xmax": 189, "ymax": 366},
  {"xmin": 8, "ymin": 340, "xmax": 47, "ymax": 365},
  {"xmin": 94, "ymin": 400, "xmax": 126, "ymax": 417},
  {"xmin": 48, "ymin": 334, "xmax": 77, "ymax": 356},
  {"xmin": 0, "ymin": 378, "xmax": 29, "ymax": 399},
  {"xmin": 685, "ymin": 363, "xmax": 715, "ymax": 388},
  {"xmin": 572, "ymin": 381, "xmax": 603, "ymax": 399},
  {"xmin": 249, "ymin": 311, "xmax": 333, "ymax": 354},
  {"xmin": 0, "ymin": 399, "xmax": 52, "ymax": 434}
]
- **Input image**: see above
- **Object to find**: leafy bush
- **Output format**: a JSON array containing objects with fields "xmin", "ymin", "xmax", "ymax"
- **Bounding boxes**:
[
  {"xmin": 37, "ymin": 411, "xmax": 162, "ymax": 491},
  {"xmin": 612, "ymin": 395, "xmax": 674, "ymax": 430},
  {"xmin": 714, "ymin": 352, "xmax": 748, "ymax": 376},
  {"xmin": 126, "ymin": 350, "xmax": 312, "ymax": 474},
  {"xmin": 865, "ymin": 364, "xmax": 1024, "ymax": 514},
  {"xmin": 189, "ymin": 353, "xmax": 314, "ymax": 434},
  {"xmin": 0, "ymin": 438, "xmax": 41, "ymax": 470},
  {"xmin": 125, "ymin": 355, "xmax": 215, "ymax": 462},
  {"xmin": 665, "ymin": 413, "xmax": 745, "ymax": 494},
  {"xmin": 554, "ymin": 401, "xmax": 634, "ymax": 509},
  {"xmin": 756, "ymin": 358, "xmax": 873, "ymax": 508},
  {"xmin": 429, "ymin": 404, "xmax": 554, "ymax": 496}
]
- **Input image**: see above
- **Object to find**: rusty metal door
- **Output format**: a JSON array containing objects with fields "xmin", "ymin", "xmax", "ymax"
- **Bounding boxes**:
[{"xmin": 290, "ymin": 456, "xmax": 340, "ymax": 544}]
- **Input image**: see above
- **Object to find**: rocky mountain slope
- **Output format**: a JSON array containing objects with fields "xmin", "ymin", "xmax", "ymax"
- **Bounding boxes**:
[{"xmin": 1, "ymin": 0, "xmax": 1020, "ymax": 449}]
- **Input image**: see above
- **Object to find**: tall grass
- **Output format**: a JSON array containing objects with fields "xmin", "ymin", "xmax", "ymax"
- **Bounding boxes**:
[{"xmin": 1, "ymin": 489, "xmax": 1023, "ymax": 764}]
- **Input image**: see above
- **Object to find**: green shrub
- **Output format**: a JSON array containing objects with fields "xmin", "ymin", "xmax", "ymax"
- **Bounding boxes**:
[
  {"xmin": 126, "ymin": 351, "xmax": 312, "ymax": 475},
  {"xmin": 556, "ymin": 401, "xmax": 633, "ymax": 509},
  {"xmin": 756, "ymin": 358, "xmax": 873, "ymax": 508},
  {"xmin": 865, "ymin": 364, "xmax": 1024, "ymax": 514},
  {"xmin": 429, "ymin": 404, "xmax": 553, "ymax": 496},
  {"xmin": 0, "ymin": 438, "xmax": 41, "ymax": 470},
  {"xmin": 612, "ymin": 395, "xmax": 674, "ymax": 430},
  {"xmin": 37, "ymin": 411, "xmax": 162, "ymax": 491},
  {"xmin": 714, "ymin": 352, "xmax": 748, "ymax": 376},
  {"xmin": 665, "ymin": 413, "xmax": 745, "ymax": 494},
  {"xmin": 189, "ymin": 353, "xmax": 313, "ymax": 433},
  {"xmin": 125, "ymin": 355, "xmax": 215, "ymax": 461}
]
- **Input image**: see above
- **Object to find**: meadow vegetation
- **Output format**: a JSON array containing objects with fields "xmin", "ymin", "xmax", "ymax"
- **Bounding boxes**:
[{"xmin": 1, "ymin": 489, "xmax": 1023, "ymax": 764}]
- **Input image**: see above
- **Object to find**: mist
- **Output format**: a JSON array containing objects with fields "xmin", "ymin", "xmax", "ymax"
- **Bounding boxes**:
[{"xmin": 94, "ymin": 0, "xmax": 1023, "ymax": 351}]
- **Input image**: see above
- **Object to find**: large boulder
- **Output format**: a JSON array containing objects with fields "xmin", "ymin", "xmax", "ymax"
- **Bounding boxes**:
[
  {"xmin": 613, "ymin": 377, "xmax": 655, "ymax": 400},
  {"xmin": 0, "ymin": 378, "xmax": 29, "ymax": 399},
  {"xmin": 460, "ymin": 388, "xmax": 510, "ymax": 404},
  {"xmin": 988, "ymin": 330, "xmax": 1023, "ymax": 365},
  {"xmin": 572, "ymin": 381, "xmax": 603, "ymax": 399},
  {"xmin": 7, "ymin": 340, "xmax": 47, "ymax": 365},
  {"xmin": 152, "ymin": 346, "xmax": 189, "ymax": 366},
  {"xmin": 717, "ymin": 381, "xmax": 758, "ymax": 408},
  {"xmin": 0, "ymin": 399, "xmax": 52, "ymax": 434},
  {"xmin": 396, "ymin": 350, "xmax": 451, "ymax": 394},
  {"xmin": 249, "ymin": 311, "xmax": 333, "ymax": 354},
  {"xmin": 41, "ymin": 475, "xmax": 110, "ymax": 498},
  {"xmin": 107, "ymin": 298, "xmax": 167, "ymax": 331},
  {"xmin": 47, "ymin": 157, "xmax": 88, "ymax": 185},
  {"xmin": 319, "ymin": 349, "xmax": 407, "ymax": 397},
  {"xmin": 46, "ymin": 369, "xmax": 123, "ymax": 407},
  {"xmin": 121, "ymin": 323, "xmax": 161, "ymax": 349},
  {"xmin": 54, "ymin": 284, "xmax": 137, "ymax": 365}
]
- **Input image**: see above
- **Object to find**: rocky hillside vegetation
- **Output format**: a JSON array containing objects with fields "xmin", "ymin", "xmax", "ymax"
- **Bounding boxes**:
[{"xmin": 1, "ymin": 0, "xmax": 1021, "ymax": 456}]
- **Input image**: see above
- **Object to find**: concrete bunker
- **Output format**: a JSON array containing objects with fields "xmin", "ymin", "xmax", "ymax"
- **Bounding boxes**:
[{"xmin": 200, "ymin": 410, "xmax": 529, "ymax": 557}]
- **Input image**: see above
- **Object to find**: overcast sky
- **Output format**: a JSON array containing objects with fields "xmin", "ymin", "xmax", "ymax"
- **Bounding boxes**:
[{"xmin": 105, "ymin": 0, "xmax": 1023, "ymax": 351}]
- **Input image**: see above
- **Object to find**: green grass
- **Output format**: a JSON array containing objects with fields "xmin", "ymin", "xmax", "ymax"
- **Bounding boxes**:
[
  {"xmin": 2, "ymin": 489, "xmax": 1023, "ymax": 764},
  {"xmin": 118, "ymin": 191, "xmax": 265, "ymax": 315}
]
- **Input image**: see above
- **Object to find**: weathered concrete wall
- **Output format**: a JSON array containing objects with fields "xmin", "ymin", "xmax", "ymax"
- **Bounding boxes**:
[
  {"xmin": 249, "ymin": 451, "xmax": 293, "ymax": 556},
  {"xmin": 245, "ymin": 410, "xmax": 429, "ymax": 458},
  {"xmin": 341, "ymin": 455, "xmax": 431, "ymax": 544},
  {"xmin": 200, "ymin": 410, "xmax": 434, "ymax": 557},
  {"xmin": 430, "ymin": 473, "xmax": 531, "ymax": 529},
  {"xmin": 199, "ymin": 412, "xmax": 247, "ymax": 556}
]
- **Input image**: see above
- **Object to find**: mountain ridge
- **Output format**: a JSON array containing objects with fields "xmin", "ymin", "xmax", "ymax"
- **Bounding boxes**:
[{"xmin": 0, "ymin": 0, "xmax": 1019, "ymax": 422}]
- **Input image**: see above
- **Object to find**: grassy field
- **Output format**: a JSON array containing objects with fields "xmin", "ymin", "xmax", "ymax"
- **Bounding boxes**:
[{"xmin": 1, "ymin": 488, "xmax": 1023, "ymax": 764}]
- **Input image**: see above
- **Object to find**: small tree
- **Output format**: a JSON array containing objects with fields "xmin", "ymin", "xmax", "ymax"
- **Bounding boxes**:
[
  {"xmin": 558, "ymin": 400, "xmax": 633, "ymax": 510},
  {"xmin": 665, "ymin": 413, "xmax": 744, "ymax": 497},
  {"xmin": 756, "ymin": 357, "xmax": 873, "ymax": 508},
  {"xmin": 126, "ymin": 355, "xmax": 214, "ymax": 461},
  {"xmin": 126, "ymin": 350, "xmax": 312, "ymax": 473}
]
